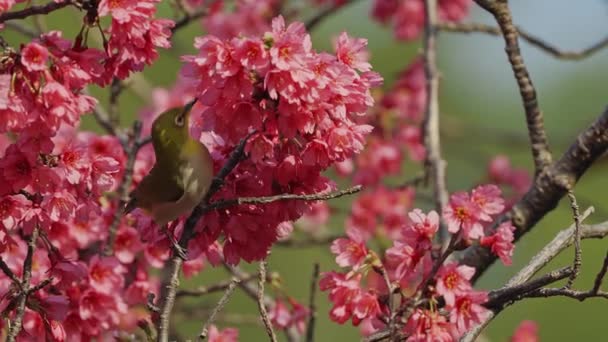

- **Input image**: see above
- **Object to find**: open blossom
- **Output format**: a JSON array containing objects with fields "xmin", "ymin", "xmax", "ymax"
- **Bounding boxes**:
[
  {"xmin": 435, "ymin": 263, "xmax": 475, "ymax": 306},
  {"xmin": 471, "ymin": 184, "xmax": 505, "ymax": 221},
  {"xmin": 481, "ymin": 221, "xmax": 516, "ymax": 265},
  {"xmin": 404, "ymin": 309, "xmax": 453, "ymax": 342},
  {"xmin": 449, "ymin": 291, "xmax": 490, "ymax": 336},
  {"xmin": 330, "ymin": 237, "xmax": 368, "ymax": 269},
  {"xmin": 443, "ymin": 192, "xmax": 484, "ymax": 240}
]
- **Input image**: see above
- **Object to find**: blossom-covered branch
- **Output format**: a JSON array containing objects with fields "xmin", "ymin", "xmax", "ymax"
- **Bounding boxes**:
[{"xmin": 461, "ymin": 108, "xmax": 608, "ymax": 280}]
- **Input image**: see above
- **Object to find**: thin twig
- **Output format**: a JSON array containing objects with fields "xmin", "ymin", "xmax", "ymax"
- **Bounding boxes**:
[
  {"xmin": 199, "ymin": 278, "xmax": 240, "ymax": 339},
  {"xmin": 4, "ymin": 21, "xmax": 38, "ymax": 38},
  {"xmin": 257, "ymin": 261, "xmax": 278, "ymax": 342},
  {"xmin": 592, "ymin": 250, "xmax": 608, "ymax": 294},
  {"xmin": 172, "ymin": 7, "xmax": 209, "ymax": 33},
  {"xmin": 374, "ymin": 261, "xmax": 396, "ymax": 339},
  {"xmin": 206, "ymin": 186, "xmax": 362, "ymax": 212},
  {"xmin": 305, "ymin": 263, "xmax": 320, "ymax": 342},
  {"xmin": 177, "ymin": 272, "xmax": 257, "ymax": 298},
  {"xmin": 0, "ymin": 0, "xmax": 72, "ymax": 23},
  {"xmin": 305, "ymin": 0, "xmax": 362, "ymax": 31},
  {"xmin": 109, "ymin": 77, "xmax": 123, "ymax": 126},
  {"xmin": 0, "ymin": 258, "xmax": 22, "ymax": 288},
  {"xmin": 484, "ymin": 266, "xmax": 573, "ymax": 308},
  {"xmin": 438, "ymin": 22, "xmax": 608, "ymax": 61},
  {"xmin": 6, "ymin": 227, "xmax": 39, "ymax": 342},
  {"xmin": 473, "ymin": 0, "xmax": 552, "ymax": 172},
  {"xmin": 523, "ymin": 288, "xmax": 608, "ymax": 301},
  {"xmin": 421, "ymin": 0, "xmax": 449, "ymax": 243},
  {"xmin": 28, "ymin": 277, "xmax": 53, "ymax": 294},
  {"xmin": 104, "ymin": 121, "xmax": 142, "ymax": 256},
  {"xmin": 276, "ymin": 235, "xmax": 341, "ymax": 248},
  {"xmin": 564, "ymin": 190, "xmax": 582, "ymax": 288}
]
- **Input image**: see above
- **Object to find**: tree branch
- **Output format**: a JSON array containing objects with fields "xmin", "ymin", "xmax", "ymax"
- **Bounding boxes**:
[
  {"xmin": 592, "ymin": 250, "xmax": 608, "ymax": 294},
  {"xmin": 305, "ymin": 0, "xmax": 362, "ymax": 31},
  {"xmin": 473, "ymin": 0, "xmax": 552, "ymax": 172},
  {"xmin": 438, "ymin": 22, "xmax": 608, "ymax": 61},
  {"xmin": 422, "ymin": 0, "xmax": 449, "ymax": 243},
  {"xmin": 0, "ymin": 0, "xmax": 72, "ymax": 23},
  {"xmin": 461, "ymin": 212, "xmax": 608, "ymax": 342},
  {"xmin": 177, "ymin": 273, "xmax": 257, "ymax": 298},
  {"xmin": 6, "ymin": 227, "xmax": 39, "ymax": 342},
  {"xmin": 198, "ymin": 278, "xmax": 240, "ymax": 339},
  {"xmin": 564, "ymin": 191, "xmax": 582, "ymax": 288},
  {"xmin": 461, "ymin": 107, "xmax": 608, "ymax": 281},
  {"xmin": 305, "ymin": 263, "xmax": 320, "ymax": 342},
  {"xmin": 172, "ymin": 7, "xmax": 209, "ymax": 34},
  {"xmin": 257, "ymin": 261, "xmax": 278, "ymax": 342}
]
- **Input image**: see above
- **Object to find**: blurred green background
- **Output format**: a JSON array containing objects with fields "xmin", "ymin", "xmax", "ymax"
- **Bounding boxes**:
[{"xmin": 4, "ymin": 0, "xmax": 608, "ymax": 340}]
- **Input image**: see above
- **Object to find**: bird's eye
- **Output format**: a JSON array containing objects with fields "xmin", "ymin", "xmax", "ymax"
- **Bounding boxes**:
[{"xmin": 174, "ymin": 114, "xmax": 185, "ymax": 127}]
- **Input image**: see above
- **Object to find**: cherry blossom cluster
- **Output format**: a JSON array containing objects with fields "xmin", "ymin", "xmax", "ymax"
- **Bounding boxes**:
[
  {"xmin": 202, "ymin": 0, "xmax": 281, "ymax": 39},
  {"xmin": 320, "ymin": 184, "xmax": 516, "ymax": 340},
  {"xmin": 372, "ymin": 0, "xmax": 472, "ymax": 40},
  {"xmin": 0, "ymin": 0, "xmax": 176, "ymax": 339},
  {"xmin": 336, "ymin": 58, "xmax": 426, "ymax": 187},
  {"xmin": 176, "ymin": 16, "xmax": 381, "ymax": 264}
]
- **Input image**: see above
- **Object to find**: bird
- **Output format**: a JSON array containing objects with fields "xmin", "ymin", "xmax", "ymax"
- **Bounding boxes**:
[{"xmin": 124, "ymin": 100, "xmax": 214, "ymax": 228}]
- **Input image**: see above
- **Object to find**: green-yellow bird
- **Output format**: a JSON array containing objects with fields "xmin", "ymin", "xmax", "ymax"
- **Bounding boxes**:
[{"xmin": 124, "ymin": 101, "xmax": 214, "ymax": 226}]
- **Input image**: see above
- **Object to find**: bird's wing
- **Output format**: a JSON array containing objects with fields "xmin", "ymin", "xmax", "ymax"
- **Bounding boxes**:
[{"xmin": 124, "ymin": 163, "xmax": 184, "ymax": 214}]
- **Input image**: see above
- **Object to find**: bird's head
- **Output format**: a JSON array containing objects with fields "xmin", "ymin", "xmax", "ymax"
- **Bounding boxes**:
[{"xmin": 151, "ymin": 100, "xmax": 197, "ymax": 163}]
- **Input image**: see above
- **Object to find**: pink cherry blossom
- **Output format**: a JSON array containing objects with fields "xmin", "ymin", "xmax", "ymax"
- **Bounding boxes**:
[
  {"xmin": 481, "ymin": 221, "xmax": 516, "ymax": 265},
  {"xmin": 511, "ymin": 320, "xmax": 539, "ymax": 342}
]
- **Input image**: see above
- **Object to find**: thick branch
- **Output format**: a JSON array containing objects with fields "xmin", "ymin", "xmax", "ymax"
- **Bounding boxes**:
[
  {"xmin": 438, "ymin": 22, "xmax": 608, "ymax": 61},
  {"xmin": 461, "ymin": 108, "xmax": 608, "ymax": 280},
  {"xmin": 461, "ymin": 214, "xmax": 608, "ymax": 342},
  {"xmin": 421, "ymin": 0, "xmax": 449, "ymax": 242},
  {"xmin": 473, "ymin": 0, "xmax": 552, "ymax": 171},
  {"xmin": 6, "ymin": 227, "xmax": 39, "ymax": 342},
  {"xmin": 0, "ymin": 1, "xmax": 72, "ymax": 23}
]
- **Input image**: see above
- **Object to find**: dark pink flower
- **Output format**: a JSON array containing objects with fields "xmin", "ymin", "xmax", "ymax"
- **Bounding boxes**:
[
  {"xmin": 480, "ymin": 221, "xmax": 516, "ymax": 265},
  {"xmin": 449, "ymin": 291, "xmax": 490, "ymax": 336},
  {"xmin": 21, "ymin": 42, "xmax": 49, "ymax": 72},
  {"xmin": 435, "ymin": 263, "xmax": 475, "ymax": 306},
  {"xmin": 511, "ymin": 320, "xmax": 539, "ymax": 342},
  {"xmin": 335, "ymin": 32, "xmax": 371, "ymax": 72},
  {"xmin": 207, "ymin": 325, "xmax": 239, "ymax": 342},
  {"xmin": 471, "ymin": 184, "xmax": 504, "ymax": 221},
  {"xmin": 443, "ymin": 192, "xmax": 484, "ymax": 240},
  {"xmin": 88, "ymin": 256, "xmax": 126, "ymax": 294},
  {"xmin": 404, "ymin": 309, "xmax": 454, "ymax": 342},
  {"xmin": 330, "ymin": 237, "xmax": 368, "ymax": 269}
]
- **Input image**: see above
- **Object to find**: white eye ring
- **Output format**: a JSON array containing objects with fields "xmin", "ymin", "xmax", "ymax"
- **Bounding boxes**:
[{"xmin": 174, "ymin": 114, "xmax": 185, "ymax": 127}]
